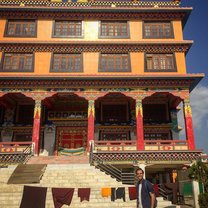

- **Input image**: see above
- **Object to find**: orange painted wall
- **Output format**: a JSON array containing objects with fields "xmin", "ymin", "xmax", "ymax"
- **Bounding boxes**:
[
  {"xmin": 84, "ymin": 52, "xmax": 99, "ymax": 73},
  {"xmin": 35, "ymin": 52, "xmax": 51, "ymax": 74},
  {"xmin": 130, "ymin": 21, "xmax": 142, "ymax": 41},
  {"xmin": 0, "ymin": 18, "xmax": 187, "ymax": 75},
  {"xmin": 0, "ymin": 19, "xmax": 6, "ymax": 40},
  {"xmin": 131, "ymin": 53, "xmax": 144, "ymax": 73},
  {"xmin": 175, "ymin": 52, "xmax": 186, "ymax": 73},
  {"xmin": 0, "ymin": 19, "xmax": 183, "ymax": 42},
  {"xmin": 173, "ymin": 21, "xmax": 183, "ymax": 40},
  {"xmin": 0, "ymin": 51, "xmax": 186, "ymax": 75}
]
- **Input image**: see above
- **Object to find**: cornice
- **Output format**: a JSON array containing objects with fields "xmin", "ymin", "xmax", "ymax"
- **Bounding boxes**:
[
  {"xmin": 0, "ymin": 0, "xmax": 182, "ymax": 9},
  {"xmin": 0, "ymin": 77, "xmax": 199, "ymax": 91},
  {"xmin": 0, "ymin": 41, "xmax": 192, "ymax": 53},
  {"xmin": 0, "ymin": 9, "xmax": 188, "ymax": 20},
  {"xmin": 0, "ymin": 1, "xmax": 192, "ymax": 26}
]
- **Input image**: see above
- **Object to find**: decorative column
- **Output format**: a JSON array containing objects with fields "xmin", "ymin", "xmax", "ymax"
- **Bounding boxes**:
[
  {"xmin": 136, "ymin": 99, "xmax": 144, "ymax": 150},
  {"xmin": 75, "ymin": 91, "xmax": 107, "ymax": 152},
  {"xmin": 32, "ymin": 99, "xmax": 42, "ymax": 155},
  {"xmin": 123, "ymin": 91, "xmax": 154, "ymax": 151},
  {"xmin": 183, "ymin": 97, "xmax": 195, "ymax": 150},
  {"xmin": 87, "ymin": 100, "xmax": 95, "ymax": 151},
  {"xmin": 22, "ymin": 91, "xmax": 57, "ymax": 155}
]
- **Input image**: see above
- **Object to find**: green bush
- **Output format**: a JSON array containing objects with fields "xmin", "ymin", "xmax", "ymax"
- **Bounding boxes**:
[{"xmin": 198, "ymin": 193, "xmax": 208, "ymax": 208}]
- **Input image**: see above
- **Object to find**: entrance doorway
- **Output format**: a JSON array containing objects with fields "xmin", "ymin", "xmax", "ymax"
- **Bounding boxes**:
[{"xmin": 56, "ymin": 127, "xmax": 87, "ymax": 152}]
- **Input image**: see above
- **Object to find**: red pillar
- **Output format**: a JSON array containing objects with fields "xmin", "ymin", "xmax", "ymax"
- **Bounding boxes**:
[
  {"xmin": 87, "ymin": 100, "xmax": 95, "ymax": 151},
  {"xmin": 136, "ymin": 99, "xmax": 144, "ymax": 150},
  {"xmin": 183, "ymin": 99, "xmax": 195, "ymax": 150},
  {"xmin": 32, "ymin": 100, "xmax": 41, "ymax": 155}
]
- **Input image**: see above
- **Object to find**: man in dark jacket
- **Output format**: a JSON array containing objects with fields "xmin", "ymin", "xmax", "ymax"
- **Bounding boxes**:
[{"xmin": 135, "ymin": 168, "xmax": 156, "ymax": 208}]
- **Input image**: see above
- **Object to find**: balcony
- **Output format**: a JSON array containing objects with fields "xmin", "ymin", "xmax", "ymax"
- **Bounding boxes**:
[
  {"xmin": 94, "ymin": 140, "xmax": 189, "ymax": 152},
  {"xmin": 144, "ymin": 140, "xmax": 188, "ymax": 151},
  {"xmin": 0, "ymin": 142, "xmax": 34, "ymax": 165}
]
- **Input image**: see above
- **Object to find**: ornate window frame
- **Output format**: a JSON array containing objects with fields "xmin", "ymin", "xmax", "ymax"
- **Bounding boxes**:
[
  {"xmin": 4, "ymin": 19, "xmax": 37, "ymax": 37},
  {"xmin": 99, "ymin": 21, "xmax": 130, "ymax": 39},
  {"xmin": 50, "ymin": 53, "xmax": 83, "ymax": 72}
]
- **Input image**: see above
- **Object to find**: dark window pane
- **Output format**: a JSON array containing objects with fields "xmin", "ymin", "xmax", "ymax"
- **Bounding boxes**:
[
  {"xmin": 2, "ymin": 53, "xmax": 33, "ymax": 71},
  {"xmin": 54, "ymin": 21, "xmax": 82, "ymax": 37},
  {"xmin": 52, "ymin": 54, "xmax": 82, "ymax": 72},
  {"xmin": 16, "ymin": 105, "xmax": 34, "ymax": 124},
  {"xmin": 100, "ymin": 21, "xmax": 128, "ymax": 37},
  {"xmin": 144, "ymin": 22, "xmax": 173, "ymax": 38},
  {"xmin": 100, "ymin": 54, "xmax": 130, "ymax": 72},
  {"xmin": 6, "ymin": 20, "xmax": 36, "ymax": 37}
]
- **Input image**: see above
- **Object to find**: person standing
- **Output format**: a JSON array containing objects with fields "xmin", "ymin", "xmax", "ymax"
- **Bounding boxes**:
[{"xmin": 135, "ymin": 168, "xmax": 156, "ymax": 208}]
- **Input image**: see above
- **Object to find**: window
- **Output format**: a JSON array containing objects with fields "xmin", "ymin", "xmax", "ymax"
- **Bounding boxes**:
[
  {"xmin": 99, "ymin": 131, "xmax": 130, "ymax": 141},
  {"xmin": 100, "ymin": 21, "xmax": 129, "ymax": 38},
  {"xmin": 0, "ymin": 106, "xmax": 4, "ymax": 124},
  {"xmin": 143, "ymin": 104, "xmax": 169, "ymax": 123},
  {"xmin": 144, "ymin": 132, "xmax": 171, "ymax": 140},
  {"xmin": 99, "ymin": 54, "xmax": 130, "ymax": 72},
  {"xmin": 5, "ymin": 20, "xmax": 36, "ymax": 37},
  {"xmin": 102, "ymin": 104, "xmax": 128, "ymax": 123},
  {"xmin": 145, "ymin": 54, "xmax": 176, "ymax": 72},
  {"xmin": 143, "ymin": 22, "xmax": 173, "ymax": 38},
  {"xmin": 15, "ymin": 105, "xmax": 34, "ymax": 124},
  {"xmin": 53, "ymin": 21, "xmax": 82, "ymax": 37},
  {"xmin": 13, "ymin": 134, "xmax": 32, "ymax": 142},
  {"xmin": 51, "ymin": 54, "xmax": 83, "ymax": 72},
  {"xmin": 1, "ymin": 53, "xmax": 34, "ymax": 72}
]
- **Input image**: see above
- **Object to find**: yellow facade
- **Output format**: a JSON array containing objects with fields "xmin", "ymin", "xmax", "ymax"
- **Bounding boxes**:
[
  {"xmin": 0, "ymin": 19, "xmax": 184, "ymax": 42},
  {"xmin": 0, "ymin": 15, "xmax": 187, "ymax": 75}
]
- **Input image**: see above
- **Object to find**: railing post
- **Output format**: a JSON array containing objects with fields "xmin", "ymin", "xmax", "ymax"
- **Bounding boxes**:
[
  {"xmin": 32, "ymin": 142, "xmax": 35, "ymax": 155},
  {"xmin": 89, "ymin": 140, "xmax": 94, "ymax": 165}
]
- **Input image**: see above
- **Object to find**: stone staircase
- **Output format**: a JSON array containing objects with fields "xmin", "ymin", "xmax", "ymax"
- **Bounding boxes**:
[
  {"xmin": 27, "ymin": 155, "xmax": 89, "ymax": 164},
  {"xmin": 0, "ymin": 162, "xmax": 179, "ymax": 208}
]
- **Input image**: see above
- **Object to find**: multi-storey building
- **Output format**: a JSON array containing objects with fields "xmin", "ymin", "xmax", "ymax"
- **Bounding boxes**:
[{"xmin": 0, "ymin": 0, "xmax": 204, "ymax": 188}]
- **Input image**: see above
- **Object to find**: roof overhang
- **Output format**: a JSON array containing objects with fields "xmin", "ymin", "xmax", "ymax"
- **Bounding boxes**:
[
  {"xmin": 0, "ymin": 73, "xmax": 204, "ymax": 92},
  {"xmin": 0, "ymin": 6, "xmax": 192, "ymax": 27}
]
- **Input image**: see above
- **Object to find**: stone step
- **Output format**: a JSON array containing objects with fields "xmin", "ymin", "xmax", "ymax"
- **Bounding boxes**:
[
  {"xmin": 0, "ymin": 163, "xmax": 177, "ymax": 208},
  {"xmin": 0, "ymin": 187, "xmax": 174, "ymax": 207},
  {"xmin": 27, "ymin": 155, "xmax": 89, "ymax": 164}
]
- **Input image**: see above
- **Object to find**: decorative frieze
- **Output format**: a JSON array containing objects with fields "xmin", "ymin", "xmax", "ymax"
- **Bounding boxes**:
[
  {"xmin": 0, "ymin": 9, "xmax": 186, "ymax": 20},
  {"xmin": 93, "ymin": 151, "xmax": 201, "ymax": 162},
  {"xmin": 22, "ymin": 91, "xmax": 57, "ymax": 101},
  {"xmin": 0, "ymin": 79, "xmax": 195, "ymax": 90},
  {"xmin": 0, "ymin": 42, "xmax": 192, "ymax": 53},
  {"xmin": 75, "ymin": 91, "xmax": 107, "ymax": 101},
  {"xmin": 0, "ymin": 0, "xmax": 181, "ymax": 8}
]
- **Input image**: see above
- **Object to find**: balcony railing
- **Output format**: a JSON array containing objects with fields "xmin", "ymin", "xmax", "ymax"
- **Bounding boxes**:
[
  {"xmin": 95, "ymin": 140, "xmax": 137, "ymax": 151},
  {"xmin": 0, "ymin": 142, "xmax": 34, "ymax": 165},
  {"xmin": 144, "ymin": 140, "xmax": 188, "ymax": 151},
  {"xmin": 94, "ymin": 140, "xmax": 189, "ymax": 152}
]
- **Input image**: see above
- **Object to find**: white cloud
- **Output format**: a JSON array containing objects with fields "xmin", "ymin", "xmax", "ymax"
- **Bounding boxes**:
[
  {"xmin": 190, "ymin": 86, "xmax": 208, "ymax": 129},
  {"xmin": 177, "ymin": 85, "xmax": 208, "ymax": 138}
]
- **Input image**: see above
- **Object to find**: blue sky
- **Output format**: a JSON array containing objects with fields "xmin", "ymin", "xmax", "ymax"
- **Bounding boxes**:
[{"xmin": 180, "ymin": 0, "xmax": 208, "ymax": 153}]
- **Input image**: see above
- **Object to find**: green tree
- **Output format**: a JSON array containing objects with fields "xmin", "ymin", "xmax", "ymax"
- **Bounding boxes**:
[{"xmin": 188, "ymin": 160, "xmax": 208, "ymax": 192}]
